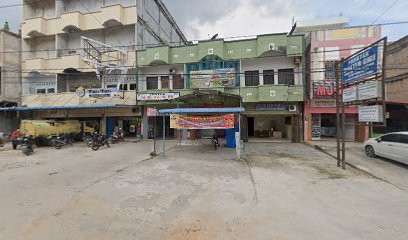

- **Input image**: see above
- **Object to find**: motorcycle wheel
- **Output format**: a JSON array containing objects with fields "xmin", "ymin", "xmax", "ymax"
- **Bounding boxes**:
[
  {"xmin": 55, "ymin": 143, "xmax": 62, "ymax": 150},
  {"xmin": 91, "ymin": 144, "xmax": 100, "ymax": 151},
  {"xmin": 86, "ymin": 141, "xmax": 92, "ymax": 147},
  {"xmin": 23, "ymin": 148, "xmax": 33, "ymax": 156},
  {"xmin": 106, "ymin": 141, "xmax": 110, "ymax": 148}
]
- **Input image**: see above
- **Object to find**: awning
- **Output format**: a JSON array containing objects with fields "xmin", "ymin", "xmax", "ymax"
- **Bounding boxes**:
[
  {"xmin": 159, "ymin": 107, "xmax": 245, "ymax": 114},
  {"xmin": 0, "ymin": 104, "xmax": 130, "ymax": 111}
]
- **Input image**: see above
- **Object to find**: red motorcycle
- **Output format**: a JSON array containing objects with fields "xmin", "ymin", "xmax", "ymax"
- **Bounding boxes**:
[{"xmin": 110, "ymin": 131, "xmax": 124, "ymax": 144}]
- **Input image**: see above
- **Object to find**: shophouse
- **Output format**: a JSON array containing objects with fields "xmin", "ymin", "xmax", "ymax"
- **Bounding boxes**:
[
  {"xmin": 293, "ymin": 17, "xmax": 382, "ymax": 142},
  {"xmin": 136, "ymin": 33, "xmax": 305, "ymax": 142},
  {"xmin": 16, "ymin": 0, "xmax": 187, "ymax": 136}
]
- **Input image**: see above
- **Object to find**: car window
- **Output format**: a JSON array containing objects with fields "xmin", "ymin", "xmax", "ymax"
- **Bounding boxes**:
[
  {"xmin": 396, "ymin": 134, "xmax": 408, "ymax": 144},
  {"xmin": 381, "ymin": 134, "xmax": 398, "ymax": 142}
]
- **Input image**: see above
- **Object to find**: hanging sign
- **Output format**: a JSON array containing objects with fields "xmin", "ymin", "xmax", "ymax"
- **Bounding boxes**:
[
  {"xmin": 137, "ymin": 92, "xmax": 180, "ymax": 101},
  {"xmin": 170, "ymin": 114, "xmax": 235, "ymax": 129},
  {"xmin": 190, "ymin": 68, "xmax": 236, "ymax": 88}
]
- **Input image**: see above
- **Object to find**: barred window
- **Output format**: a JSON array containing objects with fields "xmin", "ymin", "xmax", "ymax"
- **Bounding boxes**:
[
  {"xmin": 173, "ymin": 75, "xmax": 184, "ymax": 89},
  {"xmin": 245, "ymin": 70, "xmax": 260, "ymax": 86},
  {"xmin": 263, "ymin": 70, "xmax": 275, "ymax": 85},
  {"xmin": 146, "ymin": 77, "xmax": 158, "ymax": 90},
  {"xmin": 278, "ymin": 68, "xmax": 295, "ymax": 85}
]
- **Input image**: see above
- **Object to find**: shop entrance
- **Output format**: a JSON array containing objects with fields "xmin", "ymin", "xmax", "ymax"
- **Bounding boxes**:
[
  {"xmin": 148, "ymin": 116, "xmax": 175, "ymax": 139},
  {"xmin": 248, "ymin": 117, "xmax": 255, "ymax": 137}
]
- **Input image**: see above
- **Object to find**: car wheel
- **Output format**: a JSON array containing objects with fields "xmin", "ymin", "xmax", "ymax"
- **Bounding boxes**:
[{"xmin": 365, "ymin": 145, "xmax": 376, "ymax": 158}]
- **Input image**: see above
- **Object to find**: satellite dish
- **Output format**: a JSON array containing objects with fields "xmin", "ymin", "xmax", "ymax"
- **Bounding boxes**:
[{"xmin": 210, "ymin": 34, "xmax": 219, "ymax": 40}]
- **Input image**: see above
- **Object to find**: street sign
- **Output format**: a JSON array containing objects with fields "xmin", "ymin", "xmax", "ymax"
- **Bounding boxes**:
[
  {"xmin": 342, "ymin": 45, "xmax": 380, "ymax": 84},
  {"xmin": 358, "ymin": 105, "xmax": 384, "ymax": 122}
]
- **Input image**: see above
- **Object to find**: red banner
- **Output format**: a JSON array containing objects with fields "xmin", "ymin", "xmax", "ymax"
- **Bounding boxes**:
[{"xmin": 170, "ymin": 114, "xmax": 234, "ymax": 129}]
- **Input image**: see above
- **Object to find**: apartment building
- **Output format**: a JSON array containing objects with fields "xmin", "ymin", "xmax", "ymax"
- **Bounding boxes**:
[
  {"xmin": 0, "ymin": 30, "xmax": 21, "ymax": 132},
  {"xmin": 136, "ymin": 33, "xmax": 305, "ymax": 142},
  {"xmin": 293, "ymin": 17, "xmax": 382, "ymax": 142},
  {"xmin": 19, "ymin": 0, "xmax": 187, "ymax": 136}
]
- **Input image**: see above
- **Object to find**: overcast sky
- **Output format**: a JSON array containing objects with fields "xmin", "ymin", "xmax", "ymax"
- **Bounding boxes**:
[{"xmin": 1, "ymin": 0, "xmax": 406, "ymax": 41}]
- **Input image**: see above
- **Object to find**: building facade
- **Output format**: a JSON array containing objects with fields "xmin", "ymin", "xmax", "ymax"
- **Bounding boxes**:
[
  {"xmin": 0, "ymin": 30, "xmax": 21, "ymax": 132},
  {"xmin": 294, "ymin": 18, "xmax": 382, "ymax": 142},
  {"xmin": 136, "ymin": 33, "xmax": 305, "ymax": 142},
  {"xmin": 19, "ymin": 0, "xmax": 187, "ymax": 136}
]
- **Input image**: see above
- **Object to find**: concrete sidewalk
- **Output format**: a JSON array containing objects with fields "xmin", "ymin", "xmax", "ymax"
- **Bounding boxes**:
[{"xmin": 306, "ymin": 140, "xmax": 408, "ymax": 191}]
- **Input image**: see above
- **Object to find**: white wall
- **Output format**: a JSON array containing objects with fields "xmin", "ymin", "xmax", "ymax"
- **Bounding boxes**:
[
  {"xmin": 139, "ymin": 64, "xmax": 184, "ymax": 91},
  {"xmin": 22, "ymin": 74, "xmax": 57, "ymax": 95},
  {"xmin": 241, "ymin": 57, "xmax": 303, "ymax": 86}
]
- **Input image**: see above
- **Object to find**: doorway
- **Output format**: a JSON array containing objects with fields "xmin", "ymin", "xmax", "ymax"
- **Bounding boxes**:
[{"xmin": 248, "ymin": 117, "xmax": 255, "ymax": 137}]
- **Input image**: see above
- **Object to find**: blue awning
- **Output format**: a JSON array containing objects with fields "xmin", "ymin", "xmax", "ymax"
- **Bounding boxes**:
[
  {"xmin": 0, "ymin": 104, "xmax": 129, "ymax": 111},
  {"xmin": 159, "ymin": 107, "xmax": 245, "ymax": 114}
]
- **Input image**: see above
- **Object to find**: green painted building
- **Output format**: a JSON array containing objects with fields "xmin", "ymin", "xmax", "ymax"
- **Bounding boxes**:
[{"xmin": 136, "ymin": 32, "xmax": 306, "ymax": 142}]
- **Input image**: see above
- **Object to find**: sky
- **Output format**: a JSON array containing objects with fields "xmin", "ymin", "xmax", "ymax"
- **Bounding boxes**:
[{"xmin": 0, "ymin": 0, "xmax": 407, "ymax": 41}]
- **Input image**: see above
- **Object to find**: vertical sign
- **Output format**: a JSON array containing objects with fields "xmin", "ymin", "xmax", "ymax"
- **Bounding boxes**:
[{"xmin": 311, "ymin": 114, "xmax": 321, "ymax": 140}]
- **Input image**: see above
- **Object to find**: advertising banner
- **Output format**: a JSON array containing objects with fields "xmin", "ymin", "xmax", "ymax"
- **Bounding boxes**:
[
  {"xmin": 342, "ymin": 45, "xmax": 380, "ymax": 84},
  {"xmin": 358, "ymin": 105, "xmax": 384, "ymax": 122},
  {"xmin": 190, "ymin": 68, "xmax": 236, "ymax": 88},
  {"xmin": 137, "ymin": 92, "xmax": 180, "ymax": 101},
  {"xmin": 170, "ymin": 114, "xmax": 235, "ymax": 129}
]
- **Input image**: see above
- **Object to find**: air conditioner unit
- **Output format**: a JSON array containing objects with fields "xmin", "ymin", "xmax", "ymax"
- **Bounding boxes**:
[
  {"xmin": 269, "ymin": 43, "xmax": 277, "ymax": 50},
  {"xmin": 289, "ymin": 105, "xmax": 297, "ymax": 112}
]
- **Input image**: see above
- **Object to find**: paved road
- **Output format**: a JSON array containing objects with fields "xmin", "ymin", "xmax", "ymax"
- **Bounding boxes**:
[{"xmin": 0, "ymin": 142, "xmax": 407, "ymax": 239}]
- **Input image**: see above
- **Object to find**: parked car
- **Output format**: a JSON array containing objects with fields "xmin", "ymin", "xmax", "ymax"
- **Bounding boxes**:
[{"xmin": 364, "ymin": 132, "xmax": 408, "ymax": 165}]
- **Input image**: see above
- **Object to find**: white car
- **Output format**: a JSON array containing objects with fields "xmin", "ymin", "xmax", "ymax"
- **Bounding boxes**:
[{"xmin": 364, "ymin": 132, "xmax": 408, "ymax": 165}]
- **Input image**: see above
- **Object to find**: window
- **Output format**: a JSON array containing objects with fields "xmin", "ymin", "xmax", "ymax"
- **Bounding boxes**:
[
  {"xmin": 325, "ymin": 62, "xmax": 336, "ymax": 80},
  {"xmin": 106, "ymin": 84, "xmax": 117, "ymax": 89},
  {"xmin": 263, "ymin": 70, "xmax": 275, "ymax": 85},
  {"xmin": 47, "ymin": 88, "xmax": 55, "ymax": 94},
  {"xmin": 146, "ymin": 77, "xmax": 158, "ymax": 90},
  {"xmin": 37, "ymin": 89, "xmax": 46, "ymax": 94},
  {"xmin": 161, "ymin": 76, "xmax": 170, "ymax": 89},
  {"xmin": 173, "ymin": 75, "xmax": 184, "ymax": 89},
  {"xmin": 245, "ymin": 70, "xmax": 259, "ymax": 86},
  {"xmin": 129, "ymin": 84, "xmax": 136, "ymax": 90},
  {"xmin": 119, "ymin": 84, "xmax": 128, "ymax": 91},
  {"xmin": 278, "ymin": 68, "xmax": 294, "ymax": 85},
  {"xmin": 380, "ymin": 134, "xmax": 398, "ymax": 143},
  {"xmin": 0, "ymin": 67, "xmax": 2, "ymax": 95},
  {"xmin": 396, "ymin": 134, "xmax": 408, "ymax": 144}
]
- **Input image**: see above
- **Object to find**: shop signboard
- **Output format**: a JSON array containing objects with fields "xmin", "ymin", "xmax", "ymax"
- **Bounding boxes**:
[
  {"xmin": 147, "ymin": 108, "xmax": 158, "ymax": 117},
  {"xmin": 310, "ymin": 99, "xmax": 336, "ymax": 108},
  {"xmin": 137, "ymin": 92, "xmax": 180, "ymax": 101},
  {"xmin": 190, "ymin": 68, "xmax": 236, "ymax": 88},
  {"xmin": 343, "ymin": 86, "xmax": 358, "ymax": 102},
  {"xmin": 342, "ymin": 45, "xmax": 380, "ymax": 84},
  {"xmin": 170, "ymin": 114, "xmax": 235, "ymax": 129},
  {"xmin": 311, "ymin": 114, "xmax": 321, "ymax": 140},
  {"xmin": 76, "ymin": 87, "xmax": 118, "ymax": 97},
  {"xmin": 357, "ymin": 80, "xmax": 382, "ymax": 101},
  {"xmin": 256, "ymin": 104, "xmax": 286, "ymax": 111},
  {"xmin": 313, "ymin": 81, "xmax": 336, "ymax": 99},
  {"xmin": 358, "ymin": 105, "xmax": 384, "ymax": 122}
]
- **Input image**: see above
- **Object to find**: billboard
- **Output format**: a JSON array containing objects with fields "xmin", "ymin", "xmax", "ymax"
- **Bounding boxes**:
[
  {"xmin": 342, "ymin": 45, "xmax": 381, "ymax": 84},
  {"xmin": 190, "ymin": 68, "xmax": 236, "ymax": 88},
  {"xmin": 170, "ymin": 114, "xmax": 235, "ymax": 129}
]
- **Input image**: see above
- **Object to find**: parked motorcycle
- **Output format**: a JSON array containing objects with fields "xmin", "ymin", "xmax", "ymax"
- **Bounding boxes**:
[
  {"xmin": 83, "ymin": 135, "xmax": 93, "ymax": 147},
  {"xmin": 21, "ymin": 137, "xmax": 34, "ymax": 155},
  {"xmin": 54, "ymin": 134, "xmax": 73, "ymax": 149},
  {"xmin": 91, "ymin": 134, "xmax": 110, "ymax": 151},
  {"xmin": 110, "ymin": 131, "xmax": 125, "ymax": 144}
]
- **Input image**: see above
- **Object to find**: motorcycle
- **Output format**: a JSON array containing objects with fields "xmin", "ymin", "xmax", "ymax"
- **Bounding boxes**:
[
  {"xmin": 54, "ymin": 134, "xmax": 73, "ymax": 149},
  {"xmin": 212, "ymin": 134, "xmax": 219, "ymax": 150},
  {"xmin": 110, "ymin": 132, "xmax": 124, "ymax": 144},
  {"xmin": 21, "ymin": 137, "xmax": 34, "ymax": 155},
  {"xmin": 83, "ymin": 135, "xmax": 93, "ymax": 147},
  {"xmin": 91, "ymin": 134, "xmax": 110, "ymax": 151}
]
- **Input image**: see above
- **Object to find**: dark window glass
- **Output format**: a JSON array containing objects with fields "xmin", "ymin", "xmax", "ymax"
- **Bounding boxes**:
[
  {"xmin": 396, "ymin": 134, "xmax": 408, "ymax": 144},
  {"xmin": 106, "ymin": 84, "xmax": 116, "ymax": 88},
  {"xmin": 278, "ymin": 68, "xmax": 295, "ymax": 85},
  {"xmin": 245, "ymin": 70, "xmax": 260, "ymax": 86},
  {"xmin": 325, "ymin": 61, "xmax": 336, "ymax": 80},
  {"xmin": 129, "ymin": 84, "xmax": 136, "ymax": 90},
  {"xmin": 263, "ymin": 70, "xmax": 275, "ymax": 85},
  {"xmin": 381, "ymin": 134, "xmax": 398, "ymax": 143},
  {"xmin": 147, "ymin": 77, "xmax": 158, "ymax": 90},
  {"xmin": 119, "ymin": 84, "xmax": 128, "ymax": 91},
  {"xmin": 173, "ymin": 75, "xmax": 184, "ymax": 89},
  {"xmin": 47, "ymin": 88, "xmax": 55, "ymax": 94},
  {"xmin": 37, "ymin": 89, "xmax": 46, "ymax": 94},
  {"xmin": 161, "ymin": 76, "xmax": 170, "ymax": 89}
]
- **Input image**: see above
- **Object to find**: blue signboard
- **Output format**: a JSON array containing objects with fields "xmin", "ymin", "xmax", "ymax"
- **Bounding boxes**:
[{"xmin": 342, "ymin": 45, "xmax": 379, "ymax": 84}]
